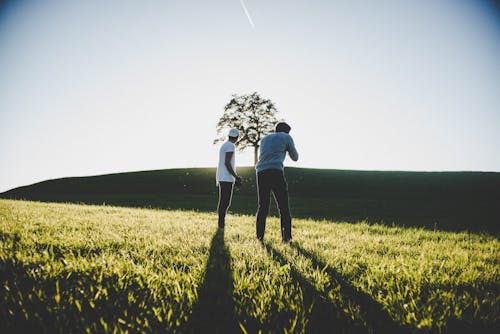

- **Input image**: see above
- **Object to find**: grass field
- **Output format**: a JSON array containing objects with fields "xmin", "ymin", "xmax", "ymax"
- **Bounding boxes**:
[
  {"xmin": 1, "ymin": 199, "xmax": 498, "ymax": 333},
  {"xmin": 2, "ymin": 167, "xmax": 500, "ymax": 234}
]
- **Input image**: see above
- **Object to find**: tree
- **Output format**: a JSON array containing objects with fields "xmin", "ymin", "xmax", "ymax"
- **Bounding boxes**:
[{"xmin": 214, "ymin": 92, "xmax": 279, "ymax": 165}]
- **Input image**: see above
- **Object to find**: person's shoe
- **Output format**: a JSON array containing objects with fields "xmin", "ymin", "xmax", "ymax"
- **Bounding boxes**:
[
  {"xmin": 282, "ymin": 238, "xmax": 292, "ymax": 244},
  {"xmin": 257, "ymin": 237, "xmax": 264, "ymax": 244}
]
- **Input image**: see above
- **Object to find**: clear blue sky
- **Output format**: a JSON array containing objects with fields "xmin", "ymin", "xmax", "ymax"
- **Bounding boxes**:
[{"xmin": 1, "ymin": 0, "xmax": 499, "ymax": 192}]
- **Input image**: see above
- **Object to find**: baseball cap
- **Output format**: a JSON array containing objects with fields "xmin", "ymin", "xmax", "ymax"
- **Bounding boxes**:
[{"xmin": 228, "ymin": 128, "xmax": 240, "ymax": 138}]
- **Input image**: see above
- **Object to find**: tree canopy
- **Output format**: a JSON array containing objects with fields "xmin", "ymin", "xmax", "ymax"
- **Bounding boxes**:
[{"xmin": 214, "ymin": 92, "xmax": 279, "ymax": 165}]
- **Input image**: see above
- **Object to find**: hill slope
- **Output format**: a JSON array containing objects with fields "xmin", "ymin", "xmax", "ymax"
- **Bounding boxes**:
[{"xmin": 2, "ymin": 167, "xmax": 500, "ymax": 233}]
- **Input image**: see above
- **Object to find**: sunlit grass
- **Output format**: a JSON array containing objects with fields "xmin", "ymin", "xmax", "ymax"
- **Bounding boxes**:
[{"xmin": 0, "ymin": 199, "xmax": 498, "ymax": 333}]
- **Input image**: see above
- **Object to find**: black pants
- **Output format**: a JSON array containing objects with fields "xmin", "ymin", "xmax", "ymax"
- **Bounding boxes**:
[
  {"xmin": 256, "ymin": 169, "xmax": 292, "ymax": 241},
  {"xmin": 217, "ymin": 182, "xmax": 234, "ymax": 228}
]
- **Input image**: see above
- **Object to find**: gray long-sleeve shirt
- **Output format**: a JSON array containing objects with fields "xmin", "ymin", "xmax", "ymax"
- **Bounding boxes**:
[{"xmin": 256, "ymin": 132, "xmax": 299, "ymax": 172}]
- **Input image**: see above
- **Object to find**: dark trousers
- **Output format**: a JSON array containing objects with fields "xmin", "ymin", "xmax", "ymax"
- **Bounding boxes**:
[
  {"xmin": 256, "ymin": 169, "xmax": 292, "ymax": 241},
  {"xmin": 217, "ymin": 182, "xmax": 234, "ymax": 228}
]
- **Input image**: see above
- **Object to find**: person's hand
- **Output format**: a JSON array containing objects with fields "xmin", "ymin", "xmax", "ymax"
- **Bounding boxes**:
[{"xmin": 235, "ymin": 176, "xmax": 242, "ymax": 187}]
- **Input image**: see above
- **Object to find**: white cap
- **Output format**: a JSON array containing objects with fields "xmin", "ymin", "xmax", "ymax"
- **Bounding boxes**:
[{"xmin": 228, "ymin": 128, "xmax": 240, "ymax": 138}]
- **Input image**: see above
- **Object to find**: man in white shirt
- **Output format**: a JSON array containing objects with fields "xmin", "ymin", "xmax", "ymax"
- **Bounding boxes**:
[{"xmin": 216, "ymin": 128, "xmax": 242, "ymax": 229}]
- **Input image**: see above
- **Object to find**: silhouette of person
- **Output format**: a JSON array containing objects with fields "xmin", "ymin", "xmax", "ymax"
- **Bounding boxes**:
[
  {"xmin": 255, "ymin": 122, "xmax": 299, "ymax": 242},
  {"xmin": 216, "ymin": 128, "xmax": 242, "ymax": 229}
]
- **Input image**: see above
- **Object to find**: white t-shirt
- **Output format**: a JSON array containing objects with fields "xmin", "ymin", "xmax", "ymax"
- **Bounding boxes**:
[{"xmin": 216, "ymin": 141, "xmax": 236, "ymax": 183}]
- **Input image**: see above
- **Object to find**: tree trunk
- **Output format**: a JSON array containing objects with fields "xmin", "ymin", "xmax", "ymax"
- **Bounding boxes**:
[{"xmin": 254, "ymin": 145, "xmax": 259, "ymax": 166}]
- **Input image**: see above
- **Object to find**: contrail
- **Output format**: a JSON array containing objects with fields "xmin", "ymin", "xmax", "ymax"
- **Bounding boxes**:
[{"xmin": 239, "ymin": 0, "xmax": 255, "ymax": 29}]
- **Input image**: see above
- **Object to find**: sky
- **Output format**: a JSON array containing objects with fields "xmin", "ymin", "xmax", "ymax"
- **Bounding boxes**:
[{"xmin": 1, "ymin": 0, "xmax": 499, "ymax": 192}]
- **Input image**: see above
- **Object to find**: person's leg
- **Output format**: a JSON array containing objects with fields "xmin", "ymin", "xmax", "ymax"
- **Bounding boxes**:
[
  {"xmin": 256, "ymin": 171, "xmax": 271, "ymax": 241},
  {"xmin": 272, "ymin": 171, "xmax": 292, "ymax": 242},
  {"xmin": 217, "ymin": 182, "xmax": 233, "ymax": 228}
]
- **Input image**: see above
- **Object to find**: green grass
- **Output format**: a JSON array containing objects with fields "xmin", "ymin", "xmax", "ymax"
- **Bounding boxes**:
[{"xmin": 1, "ymin": 199, "xmax": 498, "ymax": 333}]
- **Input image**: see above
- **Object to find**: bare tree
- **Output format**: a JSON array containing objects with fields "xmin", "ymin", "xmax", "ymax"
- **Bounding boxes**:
[{"xmin": 214, "ymin": 92, "xmax": 279, "ymax": 165}]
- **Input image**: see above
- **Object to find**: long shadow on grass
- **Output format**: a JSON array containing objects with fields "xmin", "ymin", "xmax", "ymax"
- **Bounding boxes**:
[
  {"xmin": 182, "ymin": 228, "xmax": 239, "ymax": 334},
  {"xmin": 288, "ymin": 242, "xmax": 411, "ymax": 334},
  {"xmin": 290, "ymin": 243, "xmax": 499, "ymax": 334},
  {"xmin": 263, "ymin": 242, "xmax": 366, "ymax": 334}
]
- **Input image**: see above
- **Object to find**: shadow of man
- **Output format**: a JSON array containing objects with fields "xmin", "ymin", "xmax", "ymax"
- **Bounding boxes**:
[
  {"xmin": 183, "ymin": 228, "xmax": 238, "ymax": 333},
  {"xmin": 262, "ymin": 242, "xmax": 363, "ymax": 334},
  {"xmin": 288, "ymin": 242, "xmax": 409, "ymax": 333}
]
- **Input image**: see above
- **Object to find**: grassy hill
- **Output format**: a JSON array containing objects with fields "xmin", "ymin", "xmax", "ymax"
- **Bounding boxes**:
[
  {"xmin": 1, "ymin": 199, "xmax": 498, "ymax": 333},
  {"xmin": 1, "ymin": 167, "xmax": 500, "ymax": 234}
]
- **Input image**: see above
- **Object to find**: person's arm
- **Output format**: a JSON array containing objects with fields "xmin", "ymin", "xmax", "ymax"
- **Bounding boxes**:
[
  {"xmin": 287, "ymin": 136, "xmax": 299, "ymax": 161},
  {"xmin": 225, "ymin": 152, "xmax": 239, "ymax": 178}
]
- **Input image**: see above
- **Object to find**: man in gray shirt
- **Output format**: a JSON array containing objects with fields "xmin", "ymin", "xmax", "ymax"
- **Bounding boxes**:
[{"xmin": 255, "ymin": 122, "xmax": 299, "ymax": 242}]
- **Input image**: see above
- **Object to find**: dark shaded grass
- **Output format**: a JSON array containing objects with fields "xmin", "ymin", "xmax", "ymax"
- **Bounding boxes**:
[
  {"xmin": 262, "ymin": 242, "xmax": 366, "ymax": 334},
  {"xmin": 181, "ymin": 229, "xmax": 239, "ymax": 334},
  {"xmin": 0, "ymin": 260, "xmax": 176, "ymax": 334},
  {"xmin": 288, "ymin": 243, "xmax": 499, "ymax": 334},
  {"xmin": 287, "ymin": 242, "xmax": 409, "ymax": 333}
]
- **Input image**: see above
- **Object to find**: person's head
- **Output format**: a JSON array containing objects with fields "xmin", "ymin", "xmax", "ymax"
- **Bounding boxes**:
[
  {"xmin": 228, "ymin": 128, "xmax": 239, "ymax": 143},
  {"xmin": 275, "ymin": 122, "xmax": 291, "ymax": 134}
]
